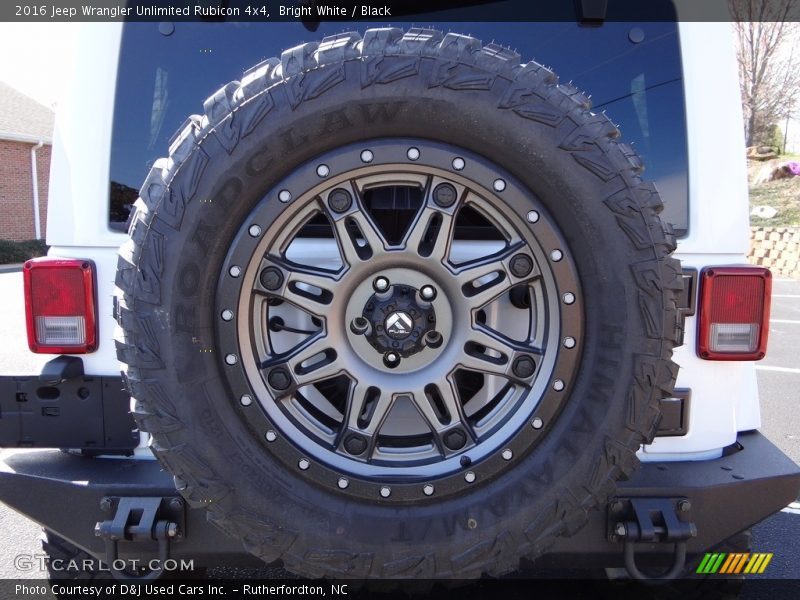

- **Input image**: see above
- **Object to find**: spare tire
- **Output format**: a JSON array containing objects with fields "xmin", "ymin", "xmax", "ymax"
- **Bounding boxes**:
[{"xmin": 115, "ymin": 28, "xmax": 682, "ymax": 578}]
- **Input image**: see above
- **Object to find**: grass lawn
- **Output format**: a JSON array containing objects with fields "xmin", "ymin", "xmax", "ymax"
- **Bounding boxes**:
[{"xmin": 749, "ymin": 175, "xmax": 800, "ymax": 228}]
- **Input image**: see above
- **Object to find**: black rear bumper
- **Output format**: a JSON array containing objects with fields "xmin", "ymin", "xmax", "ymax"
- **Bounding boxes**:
[{"xmin": 1, "ymin": 430, "xmax": 798, "ymax": 570}]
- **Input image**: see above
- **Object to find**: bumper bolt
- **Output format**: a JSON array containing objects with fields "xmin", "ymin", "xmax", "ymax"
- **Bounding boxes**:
[
  {"xmin": 678, "ymin": 500, "xmax": 692, "ymax": 512},
  {"xmin": 167, "ymin": 523, "xmax": 179, "ymax": 538},
  {"xmin": 373, "ymin": 276, "xmax": 390, "ymax": 292},
  {"xmin": 260, "ymin": 267, "xmax": 284, "ymax": 291},
  {"xmin": 268, "ymin": 367, "xmax": 291, "ymax": 391},
  {"xmin": 350, "ymin": 316, "xmax": 370, "ymax": 335},
  {"xmin": 99, "ymin": 498, "xmax": 112, "ymax": 512},
  {"xmin": 615, "ymin": 522, "xmax": 627, "ymax": 537},
  {"xmin": 512, "ymin": 355, "xmax": 536, "ymax": 378},
  {"xmin": 432, "ymin": 182, "xmax": 458, "ymax": 208},
  {"xmin": 424, "ymin": 330, "xmax": 443, "ymax": 349},
  {"xmin": 510, "ymin": 253, "xmax": 533, "ymax": 278},
  {"xmin": 170, "ymin": 498, "xmax": 183, "ymax": 510},
  {"xmin": 328, "ymin": 188, "xmax": 352, "ymax": 213}
]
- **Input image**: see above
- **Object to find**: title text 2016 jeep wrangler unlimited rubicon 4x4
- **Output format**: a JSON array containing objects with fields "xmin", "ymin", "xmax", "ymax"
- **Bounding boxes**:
[{"xmin": 1, "ymin": 3, "xmax": 799, "ymax": 586}]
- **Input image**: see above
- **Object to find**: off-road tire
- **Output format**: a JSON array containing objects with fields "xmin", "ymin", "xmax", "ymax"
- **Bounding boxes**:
[{"xmin": 115, "ymin": 28, "xmax": 682, "ymax": 579}]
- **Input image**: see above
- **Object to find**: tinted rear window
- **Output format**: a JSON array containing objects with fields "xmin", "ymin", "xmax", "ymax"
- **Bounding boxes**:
[{"xmin": 110, "ymin": 21, "xmax": 688, "ymax": 234}]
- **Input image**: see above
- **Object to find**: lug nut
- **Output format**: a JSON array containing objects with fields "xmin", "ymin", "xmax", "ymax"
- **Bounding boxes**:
[
  {"xmin": 432, "ymin": 182, "xmax": 458, "ymax": 208},
  {"xmin": 424, "ymin": 330, "xmax": 443, "ymax": 349},
  {"xmin": 420, "ymin": 285, "xmax": 437, "ymax": 301},
  {"xmin": 344, "ymin": 434, "xmax": 367, "ymax": 456},
  {"xmin": 328, "ymin": 188, "xmax": 352, "ymax": 213},
  {"xmin": 260, "ymin": 266, "xmax": 284, "ymax": 291},
  {"xmin": 509, "ymin": 253, "xmax": 533, "ymax": 278},
  {"xmin": 512, "ymin": 355, "xmax": 536, "ymax": 378},
  {"xmin": 383, "ymin": 352, "xmax": 400, "ymax": 368},
  {"xmin": 267, "ymin": 367, "xmax": 291, "ymax": 391},
  {"xmin": 350, "ymin": 316, "xmax": 370, "ymax": 335},
  {"xmin": 373, "ymin": 276, "xmax": 390, "ymax": 292}
]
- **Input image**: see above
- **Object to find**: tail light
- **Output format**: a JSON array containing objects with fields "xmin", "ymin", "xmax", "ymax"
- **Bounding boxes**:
[
  {"xmin": 697, "ymin": 266, "xmax": 771, "ymax": 360},
  {"xmin": 23, "ymin": 258, "xmax": 97, "ymax": 354}
]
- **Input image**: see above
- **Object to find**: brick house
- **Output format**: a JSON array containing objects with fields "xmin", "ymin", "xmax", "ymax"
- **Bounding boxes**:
[{"xmin": 0, "ymin": 82, "xmax": 54, "ymax": 241}]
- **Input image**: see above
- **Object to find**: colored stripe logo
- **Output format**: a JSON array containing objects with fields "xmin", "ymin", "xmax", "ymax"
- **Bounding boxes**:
[{"xmin": 696, "ymin": 552, "xmax": 773, "ymax": 574}]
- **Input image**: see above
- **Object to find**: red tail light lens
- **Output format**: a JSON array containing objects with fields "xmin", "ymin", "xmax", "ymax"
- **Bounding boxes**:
[
  {"xmin": 697, "ymin": 266, "xmax": 771, "ymax": 360},
  {"xmin": 23, "ymin": 258, "xmax": 97, "ymax": 354}
]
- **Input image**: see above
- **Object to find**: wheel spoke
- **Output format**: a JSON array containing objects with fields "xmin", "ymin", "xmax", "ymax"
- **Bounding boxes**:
[
  {"xmin": 455, "ymin": 245, "xmax": 539, "ymax": 310},
  {"xmin": 460, "ymin": 326, "xmax": 541, "ymax": 383},
  {"xmin": 337, "ymin": 383, "xmax": 394, "ymax": 458},
  {"xmin": 261, "ymin": 334, "xmax": 341, "ymax": 389},
  {"xmin": 403, "ymin": 177, "xmax": 463, "ymax": 260},
  {"xmin": 254, "ymin": 258, "xmax": 337, "ymax": 318},
  {"xmin": 409, "ymin": 375, "xmax": 475, "ymax": 454},
  {"xmin": 322, "ymin": 182, "xmax": 387, "ymax": 267}
]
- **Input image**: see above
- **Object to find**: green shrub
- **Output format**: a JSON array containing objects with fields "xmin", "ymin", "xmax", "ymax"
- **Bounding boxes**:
[{"xmin": 0, "ymin": 239, "xmax": 49, "ymax": 264}]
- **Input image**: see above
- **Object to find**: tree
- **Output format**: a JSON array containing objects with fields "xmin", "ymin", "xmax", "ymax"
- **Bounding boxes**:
[{"xmin": 730, "ymin": 0, "xmax": 800, "ymax": 148}]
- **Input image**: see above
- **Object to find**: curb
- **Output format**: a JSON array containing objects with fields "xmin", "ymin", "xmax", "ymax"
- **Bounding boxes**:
[{"xmin": 0, "ymin": 263, "xmax": 23, "ymax": 274}]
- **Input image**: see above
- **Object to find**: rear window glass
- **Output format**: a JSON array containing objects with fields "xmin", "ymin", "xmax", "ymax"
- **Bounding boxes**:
[{"xmin": 110, "ymin": 21, "xmax": 688, "ymax": 234}]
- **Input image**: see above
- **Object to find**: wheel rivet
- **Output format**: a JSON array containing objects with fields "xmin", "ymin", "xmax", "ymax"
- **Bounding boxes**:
[
  {"xmin": 373, "ymin": 276, "xmax": 390, "ymax": 292},
  {"xmin": 432, "ymin": 183, "xmax": 458, "ymax": 208},
  {"xmin": 563, "ymin": 337, "xmax": 576, "ymax": 349},
  {"xmin": 328, "ymin": 188, "xmax": 352, "ymax": 213},
  {"xmin": 493, "ymin": 179, "xmax": 507, "ymax": 192},
  {"xmin": 338, "ymin": 477, "xmax": 349, "ymax": 489},
  {"xmin": 221, "ymin": 309, "xmax": 234, "ymax": 321},
  {"xmin": 464, "ymin": 471, "xmax": 476, "ymax": 483},
  {"xmin": 268, "ymin": 367, "xmax": 291, "ymax": 391},
  {"xmin": 424, "ymin": 330, "xmax": 443, "ymax": 349},
  {"xmin": 553, "ymin": 379, "xmax": 565, "ymax": 392},
  {"xmin": 407, "ymin": 147, "xmax": 420, "ymax": 161},
  {"xmin": 278, "ymin": 189, "xmax": 292, "ymax": 203},
  {"xmin": 225, "ymin": 354, "xmax": 238, "ymax": 365},
  {"xmin": 240, "ymin": 394, "xmax": 252, "ymax": 406},
  {"xmin": 249, "ymin": 224, "xmax": 262, "ymax": 237},
  {"xmin": 298, "ymin": 458, "xmax": 310, "ymax": 470},
  {"xmin": 350, "ymin": 317, "xmax": 370, "ymax": 335},
  {"xmin": 563, "ymin": 292, "xmax": 576, "ymax": 305},
  {"xmin": 510, "ymin": 254, "xmax": 533, "ymax": 278},
  {"xmin": 423, "ymin": 484, "xmax": 434, "ymax": 496},
  {"xmin": 550, "ymin": 249, "xmax": 563, "ymax": 262},
  {"xmin": 316, "ymin": 164, "xmax": 330, "ymax": 177},
  {"xmin": 265, "ymin": 430, "xmax": 277, "ymax": 442},
  {"xmin": 502, "ymin": 449, "xmax": 513, "ymax": 461},
  {"xmin": 512, "ymin": 355, "xmax": 536, "ymax": 378},
  {"xmin": 452, "ymin": 157, "xmax": 465, "ymax": 171},
  {"xmin": 380, "ymin": 486, "xmax": 391, "ymax": 498},
  {"xmin": 260, "ymin": 267, "xmax": 284, "ymax": 291},
  {"xmin": 527, "ymin": 210, "xmax": 540, "ymax": 223},
  {"xmin": 532, "ymin": 417, "xmax": 544, "ymax": 429},
  {"xmin": 360, "ymin": 149, "xmax": 374, "ymax": 163},
  {"xmin": 420, "ymin": 285, "xmax": 437, "ymax": 300},
  {"xmin": 229, "ymin": 265, "xmax": 242, "ymax": 277}
]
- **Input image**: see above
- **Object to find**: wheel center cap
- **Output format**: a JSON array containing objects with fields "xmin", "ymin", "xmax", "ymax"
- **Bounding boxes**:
[{"xmin": 385, "ymin": 311, "xmax": 414, "ymax": 339}]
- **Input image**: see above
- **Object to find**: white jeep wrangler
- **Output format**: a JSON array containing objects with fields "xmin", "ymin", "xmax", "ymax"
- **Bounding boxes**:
[{"xmin": 1, "ymin": 5, "xmax": 798, "ymax": 588}]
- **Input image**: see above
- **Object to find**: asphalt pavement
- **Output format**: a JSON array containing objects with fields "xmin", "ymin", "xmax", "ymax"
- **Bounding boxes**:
[{"xmin": 0, "ymin": 270, "xmax": 797, "ymax": 585}]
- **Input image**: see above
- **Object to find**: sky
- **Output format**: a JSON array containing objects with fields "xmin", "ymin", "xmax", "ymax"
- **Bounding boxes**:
[{"xmin": 0, "ymin": 23, "xmax": 77, "ymax": 109}]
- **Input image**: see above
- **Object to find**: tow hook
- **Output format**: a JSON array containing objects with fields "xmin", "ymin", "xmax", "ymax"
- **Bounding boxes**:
[
  {"xmin": 94, "ymin": 496, "xmax": 184, "ymax": 581},
  {"xmin": 608, "ymin": 497, "xmax": 697, "ymax": 581}
]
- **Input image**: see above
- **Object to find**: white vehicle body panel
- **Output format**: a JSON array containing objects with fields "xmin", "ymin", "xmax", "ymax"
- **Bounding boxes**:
[{"xmin": 45, "ymin": 21, "xmax": 760, "ymax": 460}]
